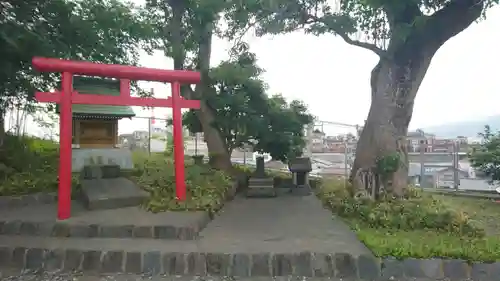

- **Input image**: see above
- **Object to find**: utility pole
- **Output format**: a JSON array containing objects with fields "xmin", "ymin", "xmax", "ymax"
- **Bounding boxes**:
[
  {"xmin": 453, "ymin": 140, "xmax": 459, "ymax": 191},
  {"xmin": 344, "ymin": 139, "xmax": 348, "ymax": 189},
  {"xmin": 419, "ymin": 140, "xmax": 425, "ymax": 188}
]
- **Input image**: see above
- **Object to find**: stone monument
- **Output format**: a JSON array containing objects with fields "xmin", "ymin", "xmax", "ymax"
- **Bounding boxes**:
[
  {"xmin": 288, "ymin": 157, "xmax": 313, "ymax": 196},
  {"xmin": 246, "ymin": 156, "xmax": 276, "ymax": 198},
  {"xmin": 80, "ymin": 162, "xmax": 148, "ymax": 210}
]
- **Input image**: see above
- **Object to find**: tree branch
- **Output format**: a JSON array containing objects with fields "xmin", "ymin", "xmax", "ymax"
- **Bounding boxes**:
[
  {"xmin": 425, "ymin": 0, "xmax": 484, "ymax": 48},
  {"xmin": 306, "ymin": 14, "xmax": 388, "ymax": 58}
]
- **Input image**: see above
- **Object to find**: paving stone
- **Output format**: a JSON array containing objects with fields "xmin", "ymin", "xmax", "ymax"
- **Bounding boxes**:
[
  {"xmin": 311, "ymin": 253, "xmax": 335, "ymax": 277},
  {"xmin": 43, "ymin": 249, "xmax": 65, "ymax": 271},
  {"xmin": 443, "ymin": 259, "xmax": 469, "ymax": 280},
  {"xmin": 19, "ymin": 222, "xmax": 38, "ymax": 235},
  {"xmin": 0, "ymin": 246, "xmax": 12, "ymax": 265},
  {"xmin": 11, "ymin": 247, "xmax": 26, "ymax": 268},
  {"xmin": 470, "ymin": 262, "xmax": 491, "ymax": 281},
  {"xmin": 101, "ymin": 251, "xmax": 124, "ymax": 273},
  {"xmin": 272, "ymin": 253, "xmax": 293, "ymax": 276},
  {"xmin": 81, "ymin": 250, "xmax": 102, "ymax": 272},
  {"xmin": 143, "ymin": 251, "xmax": 161, "ymax": 274},
  {"xmin": 334, "ymin": 253, "xmax": 356, "ymax": 278},
  {"xmin": 251, "ymin": 253, "xmax": 272, "ymax": 276},
  {"xmin": 186, "ymin": 252, "xmax": 207, "ymax": 275},
  {"xmin": 125, "ymin": 252, "xmax": 142, "ymax": 274},
  {"xmin": 25, "ymin": 248, "xmax": 44, "ymax": 269},
  {"xmin": 381, "ymin": 257, "xmax": 404, "ymax": 279},
  {"xmin": 99, "ymin": 225, "xmax": 134, "ymax": 238},
  {"xmin": 133, "ymin": 226, "xmax": 154, "ymax": 238},
  {"xmin": 357, "ymin": 254, "xmax": 380, "ymax": 280},
  {"xmin": 231, "ymin": 253, "xmax": 251, "ymax": 277},
  {"xmin": 3, "ymin": 220, "xmax": 21, "ymax": 235},
  {"xmin": 162, "ymin": 252, "xmax": 186, "ymax": 275},
  {"xmin": 153, "ymin": 225, "xmax": 177, "ymax": 239},
  {"xmin": 64, "ymin": 249, "xmax": 83, "ymax": 271},
  {"xmin": 205, "ymin": 253, "xmax": 230, "ymax": 276}
]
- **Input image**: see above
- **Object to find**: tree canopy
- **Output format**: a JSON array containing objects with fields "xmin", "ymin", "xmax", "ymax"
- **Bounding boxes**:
[
  {"xmin": 0, "ymin": 0, "xmax": 157, "ymax": 108},
  {"xmin": 178, "ymin": 43, "xmax": 313, "ymax": 162},
  {"xmin": 469, "ymin": 125, "xmax": 500, "ymax": 183}
]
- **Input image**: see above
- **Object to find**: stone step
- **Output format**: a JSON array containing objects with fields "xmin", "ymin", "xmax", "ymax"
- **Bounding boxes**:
[
  {"xmin": 245, "ymin": 187, "xmax": 277, "ymax": 198},
  {"xmin": 0, "ymin": 204, "xmax": 210, "ymax": 240},
  {"xmin": 248, "ymin": 178, "xmax": 274, "ymax": 185},
  {"xmin": 0, "ymin": 235, "xmax": 374, "ymax": 278}
]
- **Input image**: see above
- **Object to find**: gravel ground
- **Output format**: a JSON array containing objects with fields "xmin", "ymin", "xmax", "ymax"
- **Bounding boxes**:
[{"xmin": 0, "ymin": 270, "xmax": 316, "ymax": 281}]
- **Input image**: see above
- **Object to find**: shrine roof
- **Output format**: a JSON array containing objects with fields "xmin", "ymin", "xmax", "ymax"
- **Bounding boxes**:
[{"xmin": 60, "ymin": 76, "xmax": 135, "ymax": 117}]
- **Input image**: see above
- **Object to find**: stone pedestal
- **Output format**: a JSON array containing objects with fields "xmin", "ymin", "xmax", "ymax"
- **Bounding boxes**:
[
  {"xmin": 246, "ymin": 178, "xmax": 276, "ymax": 198},
  {"xmin": 80, "ymin": 164, "xmax": 148, "ymax": 210},
  {"xmin": 192, "ymin": 155, "xmax": 205, "ymax": 165}
]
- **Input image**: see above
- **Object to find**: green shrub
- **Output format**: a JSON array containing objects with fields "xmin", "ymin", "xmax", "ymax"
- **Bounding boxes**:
[
  {"xmin": 318, "ymin": 178, "xmax": 484, "ymax": 238},
  {"xmin": 131, "ymin": 153, "xmax": 232, "ymax": 214}
]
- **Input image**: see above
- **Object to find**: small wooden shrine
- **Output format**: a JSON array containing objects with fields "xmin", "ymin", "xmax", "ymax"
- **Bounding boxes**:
[
  {"xmin": 68, "ymin": 76, "xmax": 135, "ymax": 148},
  {"xmin": 62, "ymin": 76, "xmax": 136, "ymax": 171}
]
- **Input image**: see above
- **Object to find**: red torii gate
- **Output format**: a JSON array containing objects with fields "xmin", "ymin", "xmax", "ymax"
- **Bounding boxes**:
[{"xmin": 32, "ymin": 57, "xmax": 201, "ymax": 220}]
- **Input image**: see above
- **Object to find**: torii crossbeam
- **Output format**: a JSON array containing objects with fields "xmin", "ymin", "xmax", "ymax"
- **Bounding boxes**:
[{"xmin": 32, "ymin": 57, "xmax": 201, "ymax": 220}]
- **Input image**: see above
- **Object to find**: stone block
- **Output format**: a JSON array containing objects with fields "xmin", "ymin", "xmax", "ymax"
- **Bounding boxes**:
[
  {"xmin": 162, "ymin": 252, "xmax": 186, "ymax": 275},
  {"xmin": 125, "ymin": 252, "xmax": 142, "ymax": 274},
  {"xmin": 81, "ymin": 250, "xmax": 102, "ymax": 272},
  {"xmin": 289, "ymin": 186, "xmax": 312, "ymax": 196},
  {"xmin": 80, "ymin": 177, "xmax": 148, "ymax": 210},
  {"xmin": 143, "ymin": 251, "xmax": 161, "ymax": 274},
  {"xmin": 443, "ymin": 259, "xmax": 469, "ymax": 279},
  {"xmin": 251, "ymin": 253, "xmax": 272, "ymax": 276},
  {"xmin": 381, "ymin": 257, "xmax": 404, "ymax": 279},
  {"xmin": 100, "ymin": 225, "xmax": 134, "ymax": 238},
  {"xmin": 153, "ymin": 225, "xmax": 177, "ymax": 239},
  {"xmin": 43, "ymin": 249, "xmax": 65, "ymax": 271},
  {"xmin": 101, "ymin": 251, "xmax": 124, "ymax": 273},
  {"xmin": 19, "ymin": 222, "xmax": 38, "ymax": 235},
  {"xmin": 133, "ymin": 226, "xmax": 154, "ymax": 238},
  {"xmin": 232, "ymin": 253, "xmax": 251, "ymax": 277},
  {"xmin": 334, "ymin": 253, "xmax": 357, "ymax": 278},
  {"xmin": 272, "ymin": 253, "xmax": 293, "ymax": 276},
  {"xmin": 245, "ymin": 187, "xmax": 277, "ymax": 198},
  {"xmin": 205, "ymin": 253, "xmax": 230, "ymax": 276},
  {"xmin": 471, "ymin": 262, "xmax": 491, "ymax": 281},
  {"xmin": 0, "ymin": 247, "xmax": 12, "ymax": 266},
  {"xmin": 311, "ymin": 253, "xmax": 335, "ymax": 277},
  {"xmin": 356, "ymin": 255, "xmax": 380, "ymax": 280},
  {"xmin": 186, "ymin": 252, "xmax": 206, "ymax": 275},
  {"xmin": 292, "ymin": 252, "xmax": 312, "ymax": 276},
  {"xmin": 2, "ymin": 220, "xmax": 21, "ymax": 235},
  {"xmin": 52, "ymin": 223, "xmax": 71, "ymax": 237},
  {"xmin": 63, "ymin": 249, "xmax": 83, "ymax": 271},
  {"xmin": 25, "ymin": 248, "xmax": 44, "ymax": 269},
  {"xmin": 11, "ymin": 247, "xmax": 26, "ymax": 268},
  {"xmin": 403, "ymin": 258, "xmax": 443, "ymax": 279}
]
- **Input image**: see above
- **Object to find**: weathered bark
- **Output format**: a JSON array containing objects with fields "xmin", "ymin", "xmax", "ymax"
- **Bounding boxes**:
[
  {"xmin": 168, "ymin": 0, "xmax": 232, "ymax": 171},
  {"xmin": 350, "ymin": 0, "xmax": 484, "ymax": 196},
  {"xmin": 194, "ymin": 21, "xmax": 232, "ymax": 171}
]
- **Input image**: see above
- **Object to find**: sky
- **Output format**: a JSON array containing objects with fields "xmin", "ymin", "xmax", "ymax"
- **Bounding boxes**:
[{"xmin": 13, "ymin": 4, "xmax": 500, "ymax": 138}]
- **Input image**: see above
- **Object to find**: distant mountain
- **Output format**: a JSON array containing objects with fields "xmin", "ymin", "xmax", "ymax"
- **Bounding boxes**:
[{"xmin": 422, "ymin": 115, "xmax": 500, "ymax": 138}]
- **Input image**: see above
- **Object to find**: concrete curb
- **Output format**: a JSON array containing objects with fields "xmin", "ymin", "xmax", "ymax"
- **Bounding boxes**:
[
  {"xmin": 1, "ymin": 248, "xmax": 498, "ymax": 279},
  {"xmin": 0, "ymin": 193, "xmax": 57, "ymax": 209}
]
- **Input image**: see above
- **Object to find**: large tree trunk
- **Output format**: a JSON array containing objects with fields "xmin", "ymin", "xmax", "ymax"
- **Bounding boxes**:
[
  {"xmin": 168, "ymin": 0, "xmax": 232, "ymax": 171},
  {"xmin": 351, "ymin": 53, "xmax": 434, "ymax": 196},
  {"xmin": 350, "ymin": 0, "xmax": 483, "ymax": 196}
]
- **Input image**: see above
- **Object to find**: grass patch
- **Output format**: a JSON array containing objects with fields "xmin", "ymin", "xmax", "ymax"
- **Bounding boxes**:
[
  {"xmin": 318, "ymin": 178, "xmax": 500, "ymax": 261},
  {"xmin": 0, "ymin": 135, "xmax": 233, "ymax": 214}
]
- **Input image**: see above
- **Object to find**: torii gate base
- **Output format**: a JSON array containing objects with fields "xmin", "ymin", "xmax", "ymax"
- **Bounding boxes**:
[{"xmin": 32, "ymin": 57, "xmax": 201, "ymax": 220}]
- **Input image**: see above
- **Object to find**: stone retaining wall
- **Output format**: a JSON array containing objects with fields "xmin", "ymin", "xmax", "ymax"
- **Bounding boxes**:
[
  {"xmin": 0, "ymin": 248, "xmax": 497, "ymax": 279},
  {"xmin": 0, "ymin": 193, "xmax": 57, "ymax": 209}
]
